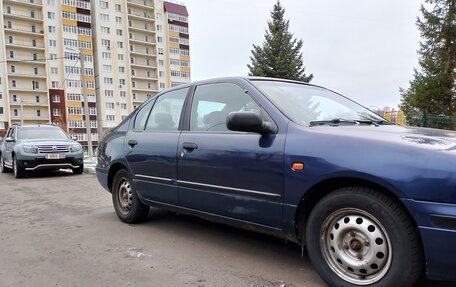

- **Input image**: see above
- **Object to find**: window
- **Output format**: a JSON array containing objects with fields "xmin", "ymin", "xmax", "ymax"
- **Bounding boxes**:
[
  {"xmin": 101, "ymin": 39, "xmax": 111, "ymax": 47},
  {"xmin": 101, "ymin": 26, "xmax": 110, "ymax": 34},
  {"xmin": 120, "ymin": 103, "xmax": 127, "ymax": 110},
  {"xmin": 100, "ymin": 1, "xmax": 108, "ymax": 9},
  {"xmin": 34, "ymin": 67, "xmax": 39, "ymax": 75},
  {"xmin": 106, "ymin": 102, "xmax": 115, "ymax": 109},
  {"xmin": 48, "ymin": 12, "xmax": 55, "ymax": 19},
  {"xmin": 118, "ymin": 54, "xmax": 124, "ymax": 61},
  {"xmin": 105, "ymin": 90, "xmax": 114, "ymax": 97},
  {"xmin": 0, "ymin": 108, "xmax": 3, "ymax": 115},
  {"xmin": 51, "ymin": 67, "xmax": 58, "ymax": 74},
  {"xmin": 14, "ymin": 109, "xmax": 18, "ymax": 116},
  {"xmin": 102, "ymin": 52, "xmax": 111, "ymax": 59},
  {"xmin": 50, "ymin": 53, "xmax": 57, "ymax": 60},
  {"xmin": 104, "ymin": 78, "xmax": 113, "ymax": 84},
  {"xmin": 157, "ymin": 36, "xmax": 163, "ymax": 43},
  {"xmin": 36, "ymin": 110, "xmax": 41, "ymax": 117},
  {"xmin": 156, "ymin": 25, "xmax": 162, "ymax": 31},
  {"xmin": 144, "ymin": 88, "xmax": 189, "ymax": 131},
  {"xmin": 106, "ymin": 115, "xmax": 115, "ymax": 122},
  {"xmin": 53, "ymin": 108, "xmax": 61, "ymax": 116},
  {"xmin": 115, "ymin": 4, "xmax": 121, "ymax": 12},
  {"xmin": 158, "ymin": 48, "xmax": 164, "ymax": 55},
  {"xmin": 116, "ymin": 29, "xmax": 123, "ymax": 36},
  {"xmin": 36, "ymin": 96, "xmax": 40, "ymax": 103},
  {"xmin": 134, "ymin": 100, "xmax": 154, "ymax": 130},
  {"xmin": 9, "ymin": 51, "xmax": 14, "ymax": 58},
  {"xmin": 11, "ymin": 80, "xmax": 16, "ymax": 88},
  {"xmin": 52, "ymin": 81, "xmax": 59, "ymax": 88},
  {"xmin": 100, "ymin": 13, "xmax": 109, "ymax": 21},
  {"xmin": 190, "ymin": 83, "xmax": 260, "ymax": 131},
  {"xmin": 48, "ymin": 26, "xmax": 56, "ymax": 33},
  {"xmin": 120, "ymin": 91, "xmax": 126, "ymax": 98},
  {"xmin": 103, "ymin": 65, "xmax": 112, "ymax": 72},
  {"xmin": 119, "ymin": 66, "xmax": 125, "ymax": 73},
  {"xmin": 116, "ymin": 16, "xmax": 122, "ymax": 23},
  {"xmin": 49, "ymin": 40, "xmax": 57, "ymax": 47},
  {"xmin": 117, "ymin": 41, "xmax": 123, "ymax": 48},
  {"xmin": 52, "ymin": 95, "xmax": 60, "ymax": 102},
  {"xmin": 11, "ymin": 66, "xmax": 15, "ymax": 73},
  {"xmin": 120, "ymin": 79, "xmax": 126, "ymax": 85}
]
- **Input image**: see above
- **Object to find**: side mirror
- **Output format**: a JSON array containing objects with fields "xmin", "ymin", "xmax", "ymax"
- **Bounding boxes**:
[
  {"xmin": 5, "ymin": 137, "xmax": 14, "ymax": 143},
  {"xmin": 71, "ymin": 136, "xmax": 78, "ymax": 141},
  {"xmin": 227, "ymin": 112, "xmax": 275, "ymax": 134}
]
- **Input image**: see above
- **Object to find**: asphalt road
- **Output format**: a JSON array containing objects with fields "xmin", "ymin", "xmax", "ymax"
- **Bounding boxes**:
[{"xmin": 0, "ymin": 171, "xmax": 452, "ymax": 287}]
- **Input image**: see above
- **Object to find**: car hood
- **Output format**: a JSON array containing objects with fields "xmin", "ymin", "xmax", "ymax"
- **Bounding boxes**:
[
  {"xmin": 312, "ymin": 124, "xmax": 456, "ymax": 152},
  {"xmin": 18, "ymin": 139, "xmax": 78, "ymax": 145}
]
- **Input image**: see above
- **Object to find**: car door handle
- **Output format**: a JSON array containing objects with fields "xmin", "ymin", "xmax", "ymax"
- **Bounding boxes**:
[
  {"xmin": 183, "ymin": 142, "xmax": 198, "ymax": 150},
  {"xmin": 128, "ymin": 139, "xmax": 138, "ymax": 147}
]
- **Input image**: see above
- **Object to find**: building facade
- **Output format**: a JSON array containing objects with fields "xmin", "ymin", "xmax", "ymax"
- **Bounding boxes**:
[{"xmin": 0, "ymin": 0, "xmax": 190, "ymax": 143}]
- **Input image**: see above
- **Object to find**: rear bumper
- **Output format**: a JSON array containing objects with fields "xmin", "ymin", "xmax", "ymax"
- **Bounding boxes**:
[
  {"xmin": 96, "ymin": 167, "xmax": 110, "ymax": 192},
  {"xmin": 402, "ymin": 199, "xmax": 456, "ymax": 281}
]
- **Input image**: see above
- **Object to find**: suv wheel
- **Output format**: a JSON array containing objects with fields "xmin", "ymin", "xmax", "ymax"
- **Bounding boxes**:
[
  {"xmin": 306, "ymin": 187, "xmax": 422, "ymax": 287},
  {"xmin": 73, "ymin": 164, "xmax": 84, "ymax": 175},
  {"xmin": 0, "ymin": 155, "xmax": 10, "ymax": 173},
  {"xmin": 112, "ymin": 169, "xmax": 150, "ymax": 223},
  {"xmin": 13, "ymin": 155, "xmax": 25, "ymax": 178}
]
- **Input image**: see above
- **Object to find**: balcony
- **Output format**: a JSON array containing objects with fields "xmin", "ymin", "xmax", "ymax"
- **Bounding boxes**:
[
  {"xmin": 8, "ymin": 87, "xmax": 47, "ymax": 93},
  {"xmin": 131, "ymin": 87, "xmax": 158, "ymax": 93},
  {"xmin": 4, "ymin": 27, "xmax": 45, "ymax": 36},
  {"xmin": 5, "ymin": 42, "xmax": 45, "ymax": 50},
  {"xmin": 3, "ymin": 0, "xmax": 43, "ymax": 8},
  {"xmin": 128, "ymin": 25, "xmax": 156, "ymax": 34},
  {"xmin": 9, "ymin": 100, "xmax": 46, "ymax": 107},
  {"xmin": 130, "ymin": 62, "xmax": 157, "ymax": 69},
  {"xmin": 129, "ymin": 50, "xmax": 157, "ymax": 57},
  {"xmin": 11, "ymin": 115, "xmax": 50, "ymax": 121},
  {"xmin": 129, "ymin": 37, "xmax": 156, "ymax": 45},
  {"xmin": 7, "ymin": 57, "xmax": 46, "ymax": 64},
  {"xmin": 127, "ymin": 12, "xmax": 155, "ymax": 22},
  {"xmin": 127, "ymin": 0, "xmax": 154, "ymax": 10},
  {"xmin": 3, "ymin": 11, "xmax": 43, "ymax": 22},
  {"xmin": 7, "ymin": 72, "xmax": 47, "ymax": 79},
  {"xmin": 131, "ymin": 74, "xmax": 158, "ymax": 81}
]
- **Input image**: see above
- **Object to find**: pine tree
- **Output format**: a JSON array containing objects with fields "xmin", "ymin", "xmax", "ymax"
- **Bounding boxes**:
[
  {"xmin": 400, "ymin": 0, "xmax": 456, "ymax": 129},
  {"xmin": 247, "ymin": 0, "xmax": 313, "ymax": 82}
]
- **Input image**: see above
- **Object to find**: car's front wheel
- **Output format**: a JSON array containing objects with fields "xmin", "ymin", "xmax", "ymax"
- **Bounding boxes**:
[
  {"xmin": 112, "ymin": 169, "xmax": 149, "ymax": 223},
  {"xmin": 12, "ymin": 155, "xmax": 25, "ymax": 178},
  {"xmin": 306, "ymin": 187, "xmax": 423, "ymax": 287},
  {"xmin": 0, "ymin": 155, "xmax": 10, "ymax": 173},
  {"xmin": 73, "ymin": 164, "xmax": 84, "ymax": 175}
]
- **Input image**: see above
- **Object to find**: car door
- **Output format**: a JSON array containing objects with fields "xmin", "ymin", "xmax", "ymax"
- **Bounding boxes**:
[
  {"xmin": 177, "ymin": 82, "xmax": 285, "ymax": 228},
  {"xmin": 4, "ymin": 127, "xmax": 16, "ymax": 167},
  {"xmin": 125, "ymin": 87, "xmax": 189, "ymax": 205}
]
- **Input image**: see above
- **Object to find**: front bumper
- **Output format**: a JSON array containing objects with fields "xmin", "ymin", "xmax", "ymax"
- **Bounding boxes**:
[
  {"xmin": 16, "ymin": 155, "xmax": 84, "ymax": 171},
  {"xmin": 402, "ymin": 199, "xmax": 456, "ymax": 281}
]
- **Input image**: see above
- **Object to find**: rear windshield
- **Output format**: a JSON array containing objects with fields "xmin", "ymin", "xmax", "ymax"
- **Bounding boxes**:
[{"xmin": 17, "ymin": 127, "xmax": 68, "ymax": 140}]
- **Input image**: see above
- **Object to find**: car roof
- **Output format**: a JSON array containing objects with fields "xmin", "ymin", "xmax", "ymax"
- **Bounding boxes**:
[{"xmin": 15, "ymin": 124, "xmax": 60, "ymax": 129}]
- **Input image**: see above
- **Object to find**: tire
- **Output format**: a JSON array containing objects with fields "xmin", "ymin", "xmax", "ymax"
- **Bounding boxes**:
[
  {"xmin": 13, "ymin": 155, "xmax": 25, "ymax": 178},
  {"xmin": 0, "ymin": 155, "xmax": 10, "ymax": 173},
  {"xmin": 306, "ymin": 187, "xmax": 422, "ymax": 287},
  {"xmin": 111, "ymin": 169, "xmax": 149, "ymax": 223},
  {"xmin": 73, "ymin": 164, "xmax": 84, "ymax": 175}
]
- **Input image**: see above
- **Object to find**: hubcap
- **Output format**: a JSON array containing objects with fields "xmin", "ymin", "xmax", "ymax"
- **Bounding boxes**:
[
  {"xmin": 321, "ymin": 208, "xmax": 392, "ymax": 285},
  {"xmin": 117, "ymin": 179, "xmax": 133, "ymax": 214}
]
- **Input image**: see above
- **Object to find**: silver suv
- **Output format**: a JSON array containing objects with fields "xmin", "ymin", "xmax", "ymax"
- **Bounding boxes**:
[{"xmin": 0, "ymin": 124, "xmax": 84, "ymax": 178}]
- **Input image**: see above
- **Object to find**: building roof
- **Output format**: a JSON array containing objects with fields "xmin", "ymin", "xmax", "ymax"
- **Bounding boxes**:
[{"xmin": 164, "ymin": 1, "xmax": 189, "ymax": 17}]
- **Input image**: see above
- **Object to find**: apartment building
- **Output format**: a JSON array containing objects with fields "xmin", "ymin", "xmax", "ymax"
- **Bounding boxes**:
[{"xmin": 0, "ymin": 0, "xmax": 191, "ymax": 143}]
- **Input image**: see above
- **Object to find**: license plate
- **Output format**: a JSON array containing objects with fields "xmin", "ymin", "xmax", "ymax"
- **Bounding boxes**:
[{"xmin": 46, "ymin": 153, "xmax": 65, "ymax": 159}]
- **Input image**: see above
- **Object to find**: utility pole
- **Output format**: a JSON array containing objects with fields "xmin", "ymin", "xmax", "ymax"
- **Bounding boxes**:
[{"xmin": 80, "ymin": 49, "xmax": 94, "ymax": 158}]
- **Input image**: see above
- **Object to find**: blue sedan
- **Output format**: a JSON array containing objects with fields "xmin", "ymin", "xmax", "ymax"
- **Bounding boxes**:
[{"xmin": 96, "ymin": 77, "xmax": 456, "ymax": 287}]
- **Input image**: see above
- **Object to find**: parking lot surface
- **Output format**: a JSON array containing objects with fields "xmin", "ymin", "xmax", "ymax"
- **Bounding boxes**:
[{"xmin": 0, "ymin": 172, "xmax": 452, "ymax": 287}]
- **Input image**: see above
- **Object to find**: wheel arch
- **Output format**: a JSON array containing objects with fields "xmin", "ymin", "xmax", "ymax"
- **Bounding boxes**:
[
  {"xmin": 107, "ymin": 162, "xmax": 128, "ymax": 192},
  {"xmin": 294, "ymin": 176, "xmax": 420, "ymax": 245}
]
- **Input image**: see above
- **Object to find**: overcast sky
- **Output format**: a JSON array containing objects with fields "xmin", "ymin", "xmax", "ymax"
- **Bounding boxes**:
[{"xmin": 178, "ymin": 0, "xmax": 423, "ymax": 109}]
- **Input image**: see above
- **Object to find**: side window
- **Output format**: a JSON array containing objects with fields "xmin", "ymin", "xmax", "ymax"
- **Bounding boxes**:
[
  {"xmin": 190, "ymin": 83, "xmax": 260, "ymax": 132},
  {"xmin": 10, "ymin": 127, "xmax": 16, "ymax": 139},
  {"xmin": 134, "ymin": 100, "xmax": 155, "ymax": 131},
  {"xmin": 145, "ymin": 88, "xmax": 189, "ymax": 131}
]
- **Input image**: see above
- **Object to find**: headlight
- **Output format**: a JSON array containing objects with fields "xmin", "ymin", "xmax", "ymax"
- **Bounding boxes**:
[
  {"xmin": 23, "ymin": 145, "xmax": 38, "ymax": 154},
  {"xmin": 70, "ymin": 144, "xmax": 82, "ymax": 152}
]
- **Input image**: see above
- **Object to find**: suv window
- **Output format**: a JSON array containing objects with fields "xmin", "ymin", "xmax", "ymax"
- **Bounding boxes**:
[
  {"xmin": 134, "ymin": 100, "xmax": 155, "ymax": 131},
  {"xmin": 145, "ymin": 88, "xmax": 189, "ymax": 131},
  {"xmin": 17, "ymin": 127, "xmax": 67, "ymax": 140},
  {"xmin": 190, "ymin": 83, "xmax": 260, "ymax": 131}
]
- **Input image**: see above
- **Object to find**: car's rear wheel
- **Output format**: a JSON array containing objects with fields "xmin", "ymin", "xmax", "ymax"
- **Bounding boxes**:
[
  {"xmin": 306, "ymin": 187, "xmax": 422, "ymax": 287},
  {"xmin": 12, "ymin": 155, "xmax": 25, "ymax": 178},
  {"xmin": 112, "ymin": 169, "xmax": 149, "ymax": 223},
  {"xmin": 73, "ymin": 164, "xmax": 84, "ymax": 175}
]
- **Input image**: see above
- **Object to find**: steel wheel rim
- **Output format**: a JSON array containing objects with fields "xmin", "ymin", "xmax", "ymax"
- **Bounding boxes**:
[
  {"xmin": 117, "ymin": 178, "xmax": 133, "ymax": 215},
  {"xmin": 320, "ymin": 208, "xmax": 392, "ymax": 285}
]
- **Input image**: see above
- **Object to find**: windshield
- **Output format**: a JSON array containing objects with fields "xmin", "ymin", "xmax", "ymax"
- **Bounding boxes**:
[
  {"xmin": 252, "ymin": 81, "xmax": 385, "ymax": 127},
  {"xmin": 17, "ymin": 127, "xmax": 68, "ymax": 140}
]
